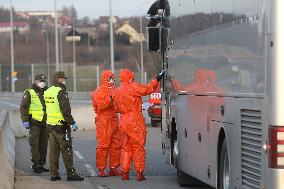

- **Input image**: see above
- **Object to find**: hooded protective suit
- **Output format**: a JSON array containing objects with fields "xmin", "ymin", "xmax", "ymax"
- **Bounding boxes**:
[
  {"xmin": 91, "ymin": 70, "xmax": 122, "ymax": 172},
  {"xmin": 113, "ymin": 69, "xmax": 158, "ymax": 174}
]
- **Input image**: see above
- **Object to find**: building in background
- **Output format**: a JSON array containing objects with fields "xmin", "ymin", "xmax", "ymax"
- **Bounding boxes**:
[
  {"xmin": 17, "ymin": 11, "xmax": 63, "ymax": 20},
  {"xmin": 115, "ymin": 22, "xmax": 145, "ymax": 44},
  {"xmin": 0, "ymin": 22, "xmax": 30, "ymax": 33},
  {"xmin": 97, "ymin": 16, "xmax": 118, "ymax": 32}
]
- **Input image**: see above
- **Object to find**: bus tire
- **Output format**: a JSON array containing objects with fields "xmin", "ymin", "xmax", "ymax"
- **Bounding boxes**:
[
  {"xmin": 177, "ymin": 170, "xmax": 207, "ymax": 187},
  {"xmin": 219, "ymin": 139, "xmax": 230, "ymax": 189}
]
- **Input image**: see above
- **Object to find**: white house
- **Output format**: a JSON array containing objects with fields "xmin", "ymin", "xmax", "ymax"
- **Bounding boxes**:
[
  {"xmin": 116, "ymin": 23, "xmax": 145, "ymax": 44},
  {"xmin": 0, "ymin": 22, "xmax": 30, "ymax": 33}
]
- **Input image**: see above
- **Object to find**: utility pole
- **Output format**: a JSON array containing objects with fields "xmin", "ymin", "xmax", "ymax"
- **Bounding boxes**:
[
  {"xmin": 109, "ymin": 0, "xmax": 114, "ymax": 73},
  {"xmin": 43, "ymin": 30, "xmax": 50, "ymax": 86},
  {"xmin": 54, "ymin": 0, "xmax": 59, "ymax": 71},
  {"xmin": 10, "ymin": 0, "xmax": 15, "ymax": 92},
  {"xmin": 46, "ymin": 32, "xmax": 50, "ymax": 86},
  {"xmin": 60, "ymin": 27, "xmax": 64, "ymax": 71},
  {"xmin": 139, "ymin": 16, "xmax": 144, "ymax": 84},
  {"xmin": 72, "ymin": 4, "xmax": 77, "ymax": 92},
  {"xmin": 139, "ymin": 2, "xmax": 151, "ymax": 84}
]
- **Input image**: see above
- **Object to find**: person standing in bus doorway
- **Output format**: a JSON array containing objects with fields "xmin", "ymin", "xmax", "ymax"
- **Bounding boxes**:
[
  {"xmin": 20, "ymin": 74, "xmax": 49, "ymax": 173},
  {"xmin": 44, "ymin": 71, "xmax": 84, "ymax": 181},
  {"xmin": 112, "ymin": 69, "xmax": 164, "ymax": 181},
  {"xmin": 91, "ymin": 70, "xmax": 122, "ymax": 177}
]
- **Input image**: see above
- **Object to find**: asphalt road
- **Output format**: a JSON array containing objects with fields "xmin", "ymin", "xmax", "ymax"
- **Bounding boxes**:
[
  {"xmin": 1, "ymin": 97, "xmax": 211, "ymax": 189},
  {"xmin": 15, "ymin": 128, "xmax": 212, "ymax": 189}
]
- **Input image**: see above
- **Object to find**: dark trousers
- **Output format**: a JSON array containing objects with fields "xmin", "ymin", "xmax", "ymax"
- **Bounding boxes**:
[
  {"xmin": 29, "ymin": 125, "xmax": 49, "ymax": 169},
  {"xmin": 48, "ymin": 126, "xmax": 76, "ymax": 177}
]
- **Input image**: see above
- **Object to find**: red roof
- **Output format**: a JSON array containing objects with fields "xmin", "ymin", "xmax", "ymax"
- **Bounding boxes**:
[{"xmin": 0, "ymin": 22, "xmax": 29, "ymax": 27}]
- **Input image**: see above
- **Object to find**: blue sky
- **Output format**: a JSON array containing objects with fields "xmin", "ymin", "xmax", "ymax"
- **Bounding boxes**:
[{"xmin": 1, "ymin": 0, "xmax": 156, "ymax": 19}]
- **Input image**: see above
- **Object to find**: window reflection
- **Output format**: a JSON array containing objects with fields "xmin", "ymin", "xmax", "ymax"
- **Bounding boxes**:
[{"xmin": 235, "ymin": 0, "xmax": 263, "ymax": 18}]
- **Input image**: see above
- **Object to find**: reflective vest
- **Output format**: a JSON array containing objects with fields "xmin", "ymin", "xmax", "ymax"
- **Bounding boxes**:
[
  {"xmin": 44, "ymin": 86, "xmax": 64, "ymax": 126},
  {"xmin": 27, "ymin": 89, "xmax": 44, "ymax": 122}
]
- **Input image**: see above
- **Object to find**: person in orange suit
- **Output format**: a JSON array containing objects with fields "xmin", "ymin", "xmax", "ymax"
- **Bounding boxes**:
[
  {"xmin": 113, "ymin": 69, "xmax": 165, "ymax": 181},
  {"xmin": 91, "ymin": 70, "xmax": 122, "ymax": 177}
]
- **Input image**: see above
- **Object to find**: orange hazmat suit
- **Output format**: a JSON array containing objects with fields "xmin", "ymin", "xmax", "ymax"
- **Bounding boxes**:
[
  {"xmin": 113, "ymin": 69, "xmax": 158, "ymax": 175},
  {"xmin": 91, "ymin": 70, "xmax": 122, "ymax": 173}
]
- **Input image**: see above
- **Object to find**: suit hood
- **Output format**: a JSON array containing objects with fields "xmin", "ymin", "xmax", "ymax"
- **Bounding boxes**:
[
  {"xmin": 120, "ymin": 69, "xmax": 134, "ymax": 84},
  {"xmin": 101, "ymin": 70, "xmax": 115, "ymax": 86}
]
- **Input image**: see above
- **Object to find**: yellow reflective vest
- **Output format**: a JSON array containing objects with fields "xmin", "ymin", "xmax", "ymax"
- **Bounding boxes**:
[
  {"xmin": 27, "ymin": 89, "xmax": 44, "ymax": 122},
  {"xmin": 44, "ymin": 86, "xmax": 64, "ymax": 126}
]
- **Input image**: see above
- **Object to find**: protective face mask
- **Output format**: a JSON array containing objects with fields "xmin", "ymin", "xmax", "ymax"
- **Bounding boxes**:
[
  {"xmin": 62, "ymin": 81, "xmax": 66, "ymax": 85},
  {"xmin": 108, "ymin": 79, "xmax": 115, "ymax": 87},
  {"xmin": 37, "ymin": 82, "xmax": 46, "ymax": 89}
]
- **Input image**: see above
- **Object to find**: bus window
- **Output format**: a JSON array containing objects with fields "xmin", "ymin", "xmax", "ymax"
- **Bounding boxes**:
[
  {"xmin": 212, "ymin": 0, "xmax": 234, "ymax": 26},
  {"xmin": 168, "ymin": 0, "xmax": 195, "ymax": 41},
  {"xmin": 169, "ymin": 0, "xmax": 195, "ymax": 18},
  {"xmin": 195, "ymin": 0, "xmax": 213, "ymax": 30},
  {"xmin": 234, "ymin": 0, "xmax": 263, "ymax": 18}
]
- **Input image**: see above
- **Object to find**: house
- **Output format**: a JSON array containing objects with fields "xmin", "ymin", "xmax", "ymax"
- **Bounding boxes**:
[
  {"xmin": 115, "ymin": 23, "xmax": 145, "ymax": 44},
  {"xmin": 97, "ymin": 16, "xmax": 119, "ymax": 32},
  {"xmin": 76, "ymin": 27, "xmax": 97, "ymax": 39},
  {"xmin": 17, "ymin": 11, "xmax": 69, "ymax": 27},
  {"xmin": 17, "ymin": 11, "xmax": 64, "ymax": 20},
  {"xmin": 0, "ymin": 22, "xmax": 30, "ymax": 33}
]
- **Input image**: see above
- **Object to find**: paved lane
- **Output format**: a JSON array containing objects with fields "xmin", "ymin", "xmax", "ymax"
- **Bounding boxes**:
[{"xmin": 15, "ymin": 127, "xmax": 211, "ymax": 189}]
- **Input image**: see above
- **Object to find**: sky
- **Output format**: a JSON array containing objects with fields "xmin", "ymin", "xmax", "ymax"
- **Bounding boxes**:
[{"xmin": 1, "ymin": 0, "xmax": 156, "ymax": 19}]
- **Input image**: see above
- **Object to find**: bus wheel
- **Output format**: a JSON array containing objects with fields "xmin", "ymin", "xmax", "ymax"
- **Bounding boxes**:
[
  {"xmin": 220, "ymin": 139, "xmax": 230, "ymax": 189},
  {"xmin": 177, "ymin": 170, "xmax": 207, "ymax": 187}
]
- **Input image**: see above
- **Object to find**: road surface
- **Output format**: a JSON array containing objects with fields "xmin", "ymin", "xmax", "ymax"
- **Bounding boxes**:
[{"xmin": 0, "ymin": 96, "xmax": 212, "ymax": 189}]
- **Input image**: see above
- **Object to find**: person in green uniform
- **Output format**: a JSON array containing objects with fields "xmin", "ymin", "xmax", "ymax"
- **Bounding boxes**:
[
  {"xmin": 20, "ymin": 74, "xmax": 49, "ymax": 173},
  {"xmin": 44, "ymin": 71, "xmax": 84, "ymax": 181}
]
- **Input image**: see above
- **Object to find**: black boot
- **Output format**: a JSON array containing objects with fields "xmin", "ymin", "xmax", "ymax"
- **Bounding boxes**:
[
  {"xmin": 51, "ymin": 175, "xmax": 61, "ymax": 181},
  {"xmin": 40, "ymin": 167, "xmax": 50, "ymax": 172},
  {"xmin": 67, "ymin": 174, "xmax": 84, "ymax": 181},
  {"xmin": 33, "ymin": 167, "xmax": 42, "ymax": 173}
]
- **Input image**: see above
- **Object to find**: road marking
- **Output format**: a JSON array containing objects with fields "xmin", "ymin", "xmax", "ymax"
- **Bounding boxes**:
[
  {"xmin": 98, "ymin": 185, "xmax": 111, "ymax": 189},
  {"xmin": 0, "ymin": 100, "xmax": 20, "ymax": 108},
  {"xmin": 84, "ymin": 164, "xmax": 97, "ymax": 177},
  {"xmin": 74, "ymin": 150, "xmax": 84, "ymax": 160}
]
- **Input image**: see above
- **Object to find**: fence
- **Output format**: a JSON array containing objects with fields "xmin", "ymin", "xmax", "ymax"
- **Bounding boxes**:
[{"xmin": 0, "ymin": 63, "xmax": 148, "ymax": 92}]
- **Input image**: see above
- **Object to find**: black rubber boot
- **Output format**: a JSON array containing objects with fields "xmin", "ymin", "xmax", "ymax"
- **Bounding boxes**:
[
  {"xmin": 33, "ymin": 167, "xmax": 42, "ymax": 173},
  {"xmin": 67, "ymin": 174, "xmax": 84, "ymax": 181},
  {"xmin": 40, "ymin": 167, "xmax": 50, "ymax": 172},
  {"xmin": 50, "ymin": 175, "xmax": 61, "ymax": 181}
]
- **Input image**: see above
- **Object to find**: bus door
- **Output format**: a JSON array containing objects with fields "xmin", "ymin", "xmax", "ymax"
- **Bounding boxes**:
[
  {"xmin": 176, "ymin": 93, "xmax": 210, "ymax": 180},
  {"xmin": 161, "ymin": 91, "xmax": 177, "ymax": 165}
]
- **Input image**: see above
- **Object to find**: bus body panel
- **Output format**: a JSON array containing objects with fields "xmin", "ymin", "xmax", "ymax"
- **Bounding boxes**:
[
  {"xmin": 173, "ymin": 93, "xmax": 267, "ymax": 188},
  {"xmin": 157, "ymin": 0, "xmax": 284, "ymax": 188},
  {"xmin": 266, "ymin": 169, "xmax": 284, "ymax": 189}
]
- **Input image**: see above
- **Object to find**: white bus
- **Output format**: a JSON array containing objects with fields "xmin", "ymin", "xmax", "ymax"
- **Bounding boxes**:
[{"xmin": 147, "ymin": 0, "xmax": 284, "ymax": 188}]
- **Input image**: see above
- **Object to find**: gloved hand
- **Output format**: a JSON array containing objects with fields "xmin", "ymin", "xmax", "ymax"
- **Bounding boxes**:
[
  {"xmin": 156, "ymin": 70, "xmax": 165, "ymax": 81},
  {"xmin": 71, "ymin": 123, "xmax": 79, "ymax": 131},
  {"xmin": 23, "ymin": 122, "xmax": 30, "ymax": 129}
]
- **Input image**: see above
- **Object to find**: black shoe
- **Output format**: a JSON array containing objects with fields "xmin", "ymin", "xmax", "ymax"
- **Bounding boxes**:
[
  {"xmin": 40, "ymin": 167, "xmax": 49, "ymax": 172},
  {"xmin": 33, "ymin": 167, "xmax": 42, "ymax": 173},
  {"xmin": 67, "ymin": 174, "xmax": 84, "ymax": 181},
  {"xmin": 51, "ymin": 175, "xmax": 61, "ymax": 181}
]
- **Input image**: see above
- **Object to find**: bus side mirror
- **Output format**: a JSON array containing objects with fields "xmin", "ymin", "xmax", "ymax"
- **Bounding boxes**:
[{"xmin": 147, "ymin": 27, "xmax": 169, "ymax": 52}]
